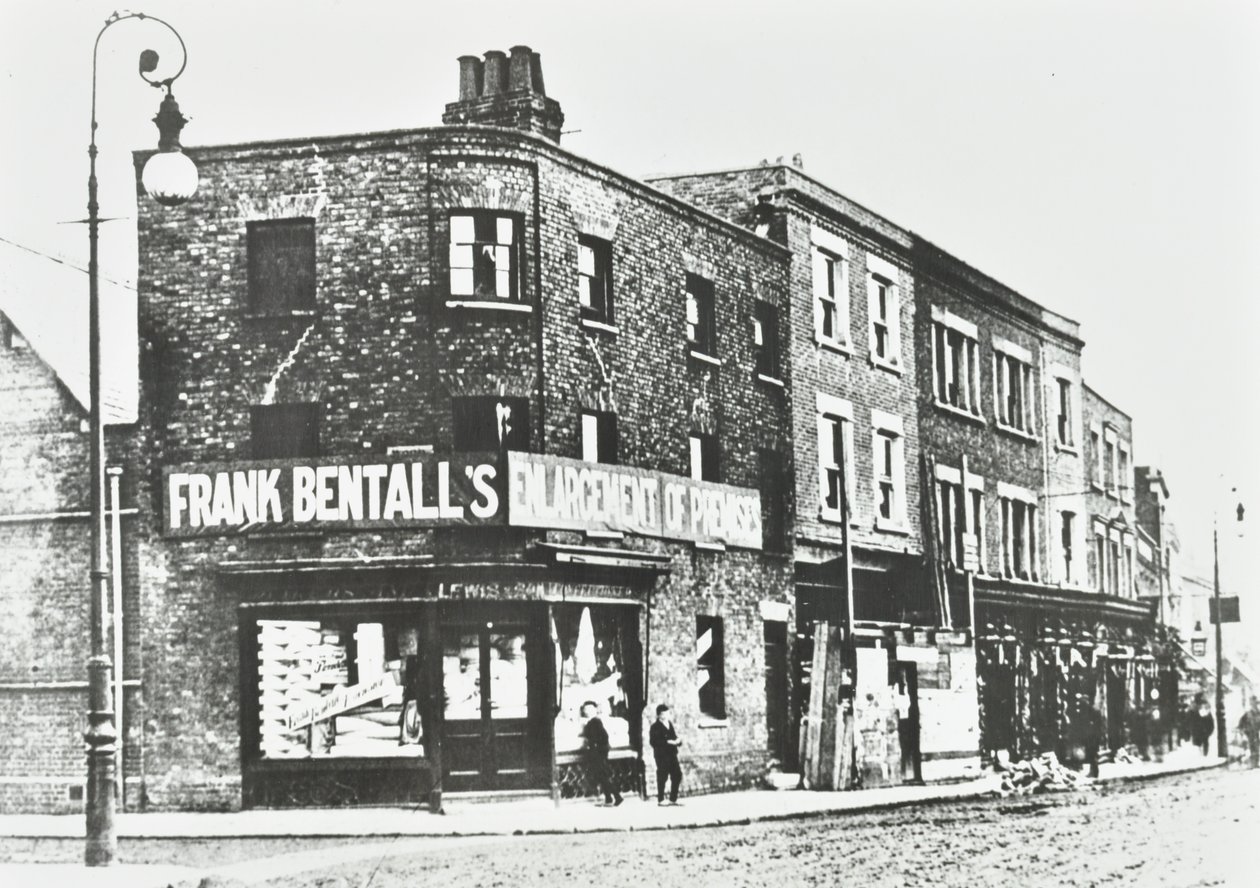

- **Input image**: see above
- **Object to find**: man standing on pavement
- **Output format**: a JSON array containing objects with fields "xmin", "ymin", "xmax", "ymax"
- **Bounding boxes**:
[
  {"xmin": 650, "ymin": 703, "xmax": 684, "ymax": 806},
  {"xmin": 581, "ymin": 700, "xmax": 623, "ymax": 806}
]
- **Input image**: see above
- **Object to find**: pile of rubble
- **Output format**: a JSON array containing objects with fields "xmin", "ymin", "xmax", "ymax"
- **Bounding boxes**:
[{"xmin": 996, "ymin": 752, "xmax": 1090, "ymax": 795}]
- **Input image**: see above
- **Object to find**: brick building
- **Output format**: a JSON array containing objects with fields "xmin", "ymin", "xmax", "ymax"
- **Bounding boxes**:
[
  {"xmin": 651, "ymin": 165, "xmax": 975, "ymax": 785},
  {"xmin": 1083, "ymin": 385, "xmax": 1137, "ymax": 600},
  {"xmin": 911, "ymin": 243, "xmax": 1155, "ymax": 765},
  {"xmin": 2, "ymin": 43, "xmax": 1184, "ymax": 814},
  {"xmin": 0, "ymin": 304, "xmax": 141, "ymax": 814}
]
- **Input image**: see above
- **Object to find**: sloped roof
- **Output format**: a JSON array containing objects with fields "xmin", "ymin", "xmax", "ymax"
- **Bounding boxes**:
[{"xmin": 0, "ymin": 238, "xmax": 137, "ymax": 424}]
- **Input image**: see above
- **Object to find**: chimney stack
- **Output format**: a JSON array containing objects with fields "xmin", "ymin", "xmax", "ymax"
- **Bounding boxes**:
[{"xmin": 441, "ymin": 45, "xmax": 565, "ymax": 144}]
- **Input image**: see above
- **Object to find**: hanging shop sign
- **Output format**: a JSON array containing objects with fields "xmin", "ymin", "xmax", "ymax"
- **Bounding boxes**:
[
  {"xmin": 163, "ymin": 454, "xmax": 502, "ymax": 537},
  {"xmin": 505, "ymin": 452, "xmax": 763, "ymax": 549}
]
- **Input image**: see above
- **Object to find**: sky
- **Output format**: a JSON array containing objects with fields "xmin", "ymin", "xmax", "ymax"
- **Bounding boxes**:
[{"xmin": 1, "ymin": 0, "xmax": 1258, "ymax": 628}]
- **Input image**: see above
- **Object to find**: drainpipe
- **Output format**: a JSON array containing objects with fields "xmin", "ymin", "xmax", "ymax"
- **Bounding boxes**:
[{"xmin": 107, "ymin": 466, "xmax": 124, "ymax": 808}]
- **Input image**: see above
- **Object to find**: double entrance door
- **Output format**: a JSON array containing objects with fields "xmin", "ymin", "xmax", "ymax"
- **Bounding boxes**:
[{"xmin": 441, "ymin": 609, "xmax": 544, "ymax": 792}]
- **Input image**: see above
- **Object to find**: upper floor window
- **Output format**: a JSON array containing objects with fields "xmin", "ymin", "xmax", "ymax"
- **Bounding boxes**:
[
  {"xmin": 1118, "ymin": 443, "xmax": 1131, "ymax": 503},
  {"xmin": 449, "ymin": 212, "xmax": 519, "ymax": 302},
  {"xmin": 251, "ymin": 402, "xmax": 320, "ymax": 459},
  {"xmin": 811, "ymin": 232, "xmax": 850, "ymax": 350},
  {"xmin": 935, "ymin": 465, "xmax": 984, "ymax": 573},
  {"xmin": 866, "ymin": 254, "xmax": 901, "ymax": 369},
  {"xmin": 817, "ymin": 394, "xmax": 854, "ymax": 522},
  {"xmin": 453, "ymin": 396, "xmax": 530, "ymax": 452},
  {"xmin": 580, "ymin": 410, "xmax": 618, "ymax": 464},
  {"xmin": 689, "ymin": 431, "xmax": 720, "ymax": 483},
  {"xmin": 1089, "ymin": 426, "xmax": 1102, "ymax": 488},
  {"xmin": 999, "ymin": 487, "xmax": 1038, "ymax": 581},
  {"xmin": 685, "ymin": 274, "xmax": 717, "ymax": 358},
  {"xmin": 758, "ymin": 448, "xmax": 787, "ymax": 554},
  {"xmin": 871, "ymin": 411, "xmax": 906, "ymax": 531},
  {"xmin": 931, "ymin": 310, "xmax": 980, "ymax": 415},
  {"xmin": 994, "ymin": 341, "xmax": 1036, "ymax": 434},
  {"xmin": 1055, "ymin": 378, "xmax": 1074, "ymax": 447},
  {"xmin": 578, "ymin": 235, "xmax": 613, "ymax": 324},
  {"xmin": 1104, "ymin": 437, "xmax": 1117, "ymax": 497},
  {"xmin": 753, "ymin": 301, "xmax": 781, "ymax": 380},
  {"xmin": 247, "ymin": 218, "xmax": 316, "ymax": 314},
  {"xmin": 1060, "ymin": 510, "xmax": 1076, "ymax": 584}
]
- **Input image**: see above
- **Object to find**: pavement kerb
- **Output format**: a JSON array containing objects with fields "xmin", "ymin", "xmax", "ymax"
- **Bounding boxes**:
[{"xmin": 0, "ymin": 756, "xmax": 1227, "ymax": 845}]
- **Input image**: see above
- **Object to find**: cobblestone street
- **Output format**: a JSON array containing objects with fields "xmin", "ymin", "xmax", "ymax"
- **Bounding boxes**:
[{"xmin": 253, "ymin": 767, "xmax": 1258, "ymax": 888}]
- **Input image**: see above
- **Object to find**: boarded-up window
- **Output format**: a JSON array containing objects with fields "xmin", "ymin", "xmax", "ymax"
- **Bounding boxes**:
[
  {"xmin": 453, "ymin": 396, "xmax": 530, "ymax": 452},
  {"xmin": 247, "ymin": 219, "xmax": 316, "ymax": 314},
  {"xmin": 251, "ymin": 403, "xmax": 320, "ymax": 459}
]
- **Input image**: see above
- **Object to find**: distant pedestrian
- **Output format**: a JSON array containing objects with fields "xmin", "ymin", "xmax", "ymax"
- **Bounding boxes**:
[
  {"xmin": 1081, "ymin": 696, "xmax": 1106, "ymax": 778},
  {"xmin": 581, "ymin": 700, "xmax": 623, "ymax": 806},
  {"xmin": 1192, "ymin": 695, "xmax": 1215, "ymax": 756},
  {"xmin": 649, "ymin": 703, "xmax": 684, "ymax": 806},
  {"xmin": 1238, "ymin": 699, "xmax": 1260, "ymax": 768}
]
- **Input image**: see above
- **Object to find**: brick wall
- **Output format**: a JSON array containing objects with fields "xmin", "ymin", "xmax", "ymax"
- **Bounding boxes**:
[
  {"xmin": 912, "ymin": 240, "xmax": 1084, "ymax": 584},
  {"xmin": 0, "ymin": 328, "xmax": 144, "ymax": 811},
  {"xmin": 650, "ymin": 167, "xmax": 929, "ymax": 629},
  {"xmin": 131, "ymin": 127, "xmax": 794, "ymax": 808}
]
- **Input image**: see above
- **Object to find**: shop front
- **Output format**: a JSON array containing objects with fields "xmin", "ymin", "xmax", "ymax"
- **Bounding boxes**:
[
  {"xmin": 234, "ymin": 567, "xmax": 653, "ymax": 808},
  {"xmin": 165, "ymin": 450, "xmax": 759, "ymax": 808},
  {"xmin": 972, "ymin": 578, "xmax": 1161, "ymax": 766}
]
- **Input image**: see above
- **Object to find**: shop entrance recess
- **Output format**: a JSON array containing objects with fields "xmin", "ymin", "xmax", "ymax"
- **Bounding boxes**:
[{"xmin": 441, "ymin": 618, "xmax": 539, "ymax": 791}]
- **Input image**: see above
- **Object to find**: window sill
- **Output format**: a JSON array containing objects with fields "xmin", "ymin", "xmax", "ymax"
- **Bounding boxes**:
[
  {"xmin": 1054, "ymin": 442, "xmax": 1079, "ymax": 456},
  {"xmin": 818, "ymin": 509, "xmax": 858, "ymax": 528},
  {"xmin": 1089, "ymin": 482, "xmax": 1104, "ymax": 493},
  {"xmin": 688, "ymin": 349, "xmax": 723, "ymax": 367},
  {"xmin": 869, "ymin": 356, "xmax": 903, "ymax": 376},
  {"xmin": 934, "ymin": 401, "xmax": 986, "ymax": 426},
  {"xmin": 995, "ymin": 423, "xmax": 1039, "ymax": 444},
  {"xmin": 580, "ymin": 318, "xmax": 619, "ymax": 336},
  {"xmin": 756, "ymin": 373, "xmax": 785, "ymax": 388},
  {"xmin": 693, "ymin": 540, "xmax": 727, "ymax": 552},
  {"xmin": 242, "ymin": 309, "xmax": 318, "ymax": 321},
  {"xmin": 874, "ymin": 517, "xmax": 910, "ymax": 535},
  {"xmin": 446, "ymin": 299, "xmax": 533, "ymax": 314},
  {"xmin": 816, "ymin": 336, "xmax": 853, "ymax": 357},
  {"xmin": 1104, "ymin": 490, "xmax": 1118, "ymax": 501},
  {"xmin": 697, "ymin": 718, "xmax": 730, "ymax": 730}
]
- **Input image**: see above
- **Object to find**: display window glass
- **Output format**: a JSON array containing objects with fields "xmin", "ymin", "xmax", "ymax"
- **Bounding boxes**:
[
  {"xmin": 552, "ymin": 605, "xmax": 633, "ymax": 754},
  {"xmin": 256, "ymin": 618, "xmax": 424, "ymax": 759}
]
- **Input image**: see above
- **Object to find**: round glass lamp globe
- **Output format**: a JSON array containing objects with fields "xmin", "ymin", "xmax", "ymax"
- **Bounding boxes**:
[{"xmin": 142, "ymin": 150, "xmax": 199, "ymax": 206}]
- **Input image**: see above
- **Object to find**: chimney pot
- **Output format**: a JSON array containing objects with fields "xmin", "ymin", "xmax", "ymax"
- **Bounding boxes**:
[
  {"xmin": 482, "ymin": 50, "xmax": 508, "ymax": 96},
  {"xmin": 508, "ymin": 45, "xmax": 534, "ymax": 92},
  {"xmin": 529, "ymin": 51, "xmax": 546, "ymax": 95},
  {"xmin": 457, "ymin": 55, "xmax": 483, "ymax": 101}
]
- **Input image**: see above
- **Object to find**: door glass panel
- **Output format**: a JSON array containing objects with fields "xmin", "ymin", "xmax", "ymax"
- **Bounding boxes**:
[
  {"xmin": 488, "ymin": 630, "xmax": 529, "ymax": 719},
  {"xmin": 443, "ymin": 632, "xmax": 482, "ymax": 720}
]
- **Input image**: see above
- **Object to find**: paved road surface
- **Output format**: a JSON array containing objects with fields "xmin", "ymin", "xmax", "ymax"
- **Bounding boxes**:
[{"xmin": 256, "ymin": 767, "xmax": 1259, "ymax": 888}]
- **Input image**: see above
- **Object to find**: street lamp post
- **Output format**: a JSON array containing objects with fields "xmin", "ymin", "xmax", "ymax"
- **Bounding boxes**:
[
  {"xmin": 84, "ymin": 10, "xmax": 196, "ymax": 866},
  {"xmin": 1213, "ymin": 523, "xmax": 1225, "ymax": 760}
]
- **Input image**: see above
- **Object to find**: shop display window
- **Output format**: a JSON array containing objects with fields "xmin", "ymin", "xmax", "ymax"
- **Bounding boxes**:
[
  {"xmin": 552, "ymin": 605, "xmax": 633, "ymax": 754},
  {"xmin": 256, "ymin": 618, "xmax": 424, "ymax": 759}
]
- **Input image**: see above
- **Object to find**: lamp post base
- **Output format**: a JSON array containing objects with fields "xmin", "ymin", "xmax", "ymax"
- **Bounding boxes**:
[{"xmin": 84, "ymin": 654, "xmax": 117, "ymax": 866}]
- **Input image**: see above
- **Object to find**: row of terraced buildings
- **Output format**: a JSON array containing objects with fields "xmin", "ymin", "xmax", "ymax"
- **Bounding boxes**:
[{"xmin": 0, "ymin": 46, "xmax": 1174, "ymax": 812}]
